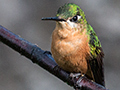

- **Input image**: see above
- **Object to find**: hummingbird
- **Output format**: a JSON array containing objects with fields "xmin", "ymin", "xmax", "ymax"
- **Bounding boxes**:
[{"xmin": 42, "ymin": 3, "xmax": 105, "ymax": 86}]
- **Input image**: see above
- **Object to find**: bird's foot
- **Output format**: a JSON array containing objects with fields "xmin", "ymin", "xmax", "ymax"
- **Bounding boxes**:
[
  {"xmin": 75, "ymin": 76, "xmax": 84, "ymax": 90},
  {"xmin": 70, "ymin": 73, "xmax": 81, "ymax": 79},
  {"xmin": 70, "ymin": 73, "xmax": 84, "ymax": 81},
  {"xmin": 70, "ymin": 73, "xmax": 85, "ymax": 89},
  {"xmin": 76, "ymin": 75, "xmax": 84, "ymax": 84}
]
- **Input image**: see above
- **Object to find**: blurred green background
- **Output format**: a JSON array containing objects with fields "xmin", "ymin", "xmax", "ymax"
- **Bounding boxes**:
[{"xmin": 0, "ymin": 0, "xmax": 120, "ymax": 90}]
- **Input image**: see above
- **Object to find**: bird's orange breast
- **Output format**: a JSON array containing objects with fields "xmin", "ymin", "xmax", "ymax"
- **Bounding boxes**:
[{"xmin": 51, "ymin": 23, "xmax": 91, "ymax": 74}]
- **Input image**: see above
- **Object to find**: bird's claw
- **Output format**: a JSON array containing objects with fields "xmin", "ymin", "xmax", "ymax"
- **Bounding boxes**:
[
  {"xmin": 70, "ymin": 73, "xmax": 85, "ymax": 81},
  {"xmin": 70, "ymin": 73, "xmax": 81, "ymax": 79}
]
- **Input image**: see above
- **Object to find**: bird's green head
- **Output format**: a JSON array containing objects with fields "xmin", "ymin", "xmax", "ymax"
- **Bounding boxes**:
[
  {"xmin": 56, "ymin": 3, "xmax": 86, "ymax": 22},
  {"xmin": 42, "ymin": 3, "xmax": 87, "ymax": 29}
]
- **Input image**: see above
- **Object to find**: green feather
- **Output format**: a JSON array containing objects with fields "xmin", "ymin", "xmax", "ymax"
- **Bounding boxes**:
[
  {"xmin": 87, "ymin": 24, "xmax": 102, "ymax": 58},
  {"xmin": 56, "ymin": 3, "xmax": 85, "ymax": 20}
]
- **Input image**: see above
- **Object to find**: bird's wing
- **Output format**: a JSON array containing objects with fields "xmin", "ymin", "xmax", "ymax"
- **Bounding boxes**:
[
  {"xmin": 87, "ymin": 24, "xmax": 105, "ymax": 86},
  {"xmin": 89, "ymin": 47, "xmax": 105, "ymax": 86}
]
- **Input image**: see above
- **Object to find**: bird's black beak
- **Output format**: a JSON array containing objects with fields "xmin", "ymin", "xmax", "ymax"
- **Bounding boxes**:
[{"xmin": 41, "ymin": 17, "xmax": 65, "ymax": 21}]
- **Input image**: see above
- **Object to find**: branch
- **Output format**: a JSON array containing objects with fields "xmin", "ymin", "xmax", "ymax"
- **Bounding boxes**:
[{"xmin": 0, "ymin": 25, "xmax": 108, "ymax": 90}]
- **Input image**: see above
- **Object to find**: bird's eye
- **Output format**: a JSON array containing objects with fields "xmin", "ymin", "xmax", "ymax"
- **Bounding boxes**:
[
  {"xmin": 73, "ymin": 16, "xmax": 77, "ymax": 21},
  {"xmin": 70, "ymin": 15, "xmax": 81, "ymax": 22}
]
